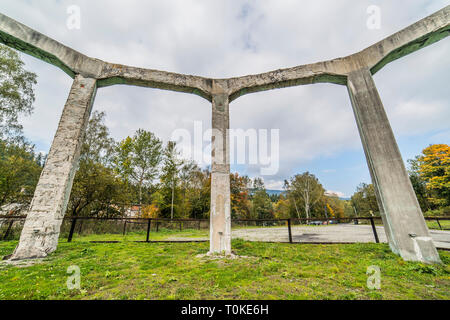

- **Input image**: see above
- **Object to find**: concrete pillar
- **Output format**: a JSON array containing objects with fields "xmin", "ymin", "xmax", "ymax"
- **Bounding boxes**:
[
  {"xmin": 209, "ymin": 93, "xmax": 231, "ymax": 255},
  {"xmin": 347, "ymin": 68, "xmax": 441, "ymax": 264},
  {"xmin": 11, "ymin": 75, "xmax": 97, "ymax": 260}
]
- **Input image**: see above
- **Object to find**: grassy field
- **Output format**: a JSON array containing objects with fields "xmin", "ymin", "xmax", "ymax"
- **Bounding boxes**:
[
  {"xmin": 427, "ymin": 220, "xmax": 450, "ymax": 230},
  {"xmin": 0, "ymin": 230, "xmax": 449, "ymax": 300}
]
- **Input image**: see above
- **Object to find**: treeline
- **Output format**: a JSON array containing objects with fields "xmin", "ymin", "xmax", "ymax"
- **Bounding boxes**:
[
  {"xmin": 2, "ymin": 112, "xmax": 449, "ymax": 220},
  {"xmin": 63, "ymin": 112, "xmax": 353, "ymax": 220},
  {"xmin": 1, "ymin": 44, "xmax": 449, "ymax": 220},
  {"xmin": 230, "ymin": 173, "xmax": 353, "ymax": 220},
  {"xmin": 0, "ymin": 110, "xmax": 352, "ymax": 220}
]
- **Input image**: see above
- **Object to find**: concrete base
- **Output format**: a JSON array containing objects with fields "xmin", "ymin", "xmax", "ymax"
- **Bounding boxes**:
[
  {"xmin": 10, "ymin": 75, "xmax": 97, "ymax": 260},
  {"xmin": 347, "ymin": 68, "xmax": 441, "ymax": 264}
]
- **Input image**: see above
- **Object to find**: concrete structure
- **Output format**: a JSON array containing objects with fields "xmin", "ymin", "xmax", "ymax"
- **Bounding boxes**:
[
  {"xmin": 0, "ymin": 6, "xmax": 448, "ymax": 262},
  {"xmin": 12, "ymin": 75, "xmax": 97, "ymax": 260}
]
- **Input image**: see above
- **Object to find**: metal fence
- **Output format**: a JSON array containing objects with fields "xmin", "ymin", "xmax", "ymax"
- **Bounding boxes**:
[{"xmin": 1, "ymin": 215, "xmax": 449, "ymax": 244}]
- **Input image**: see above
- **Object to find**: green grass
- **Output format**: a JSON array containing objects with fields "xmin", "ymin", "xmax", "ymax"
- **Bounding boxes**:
[
  {"xmin": 427, "ymin": 220, "xmax": 450, "ymax": 230},
  {"xmin": 0, "ymin": 232, "xmax": 449, "ymax": 300},
  {"xmin": 73, "ymin": 228, "xmax": 209, "ymax": 242}
]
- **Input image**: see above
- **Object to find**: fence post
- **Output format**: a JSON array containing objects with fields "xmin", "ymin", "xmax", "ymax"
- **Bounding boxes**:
[
  {"xmin": 68, "ymin": 218, "xmax": 77, "ymax": 243},
  {"xmin": 180, "ymin": 222, "xmax": 183, "ymax": 231},
  {"xmin": 2, "ymin": 219, "xmax": 14, "ymax": 241},
  {"xmin": 436, "ymin": 219, "xmax": 442, "ymax": 230},
  {"xmin": 77, "ymin": 220, "xmax": 84, "ymax": 235},
  {"xmin": 146, "ymin": 219, "xmax": 151, "ymax": 242},
  {"xmin": 370, "ymin": 217, "xmax": 380, "ymax": 243},
  {"xmin": 156, "ymin": 221, "xmax": 160, "ymax": 232},
  {"xmin": 123, "ymin": 220, "xmax": 127, "ymax": 235},
  {"xmin": 198, "ymin": 220, "xmax": 201, "ymax": 230},
  {"xmin": 288, "ymin": 219, "xmax": 293, "ymax": 243}
]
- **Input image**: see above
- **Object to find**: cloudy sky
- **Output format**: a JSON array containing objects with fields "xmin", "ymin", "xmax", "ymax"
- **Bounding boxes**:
[{"xmin": 2, "ymin": 0, "xmax": 449, "ymax": 197}]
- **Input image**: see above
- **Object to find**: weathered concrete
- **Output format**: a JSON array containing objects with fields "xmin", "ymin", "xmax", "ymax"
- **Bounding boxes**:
[
  {"xmin": 209, "ymin": 84, "xmax": 232, "ymax": 254},
  {"xmin": 10, "ymin": 75, "xmax": 97, "ymax": 260},
  {"xmin": 0, "ymin": 6, "xmax": 448, "ymax": 261},
  {"xmin": 347, "ymin": 68, "xmax": 441, "ymax": 264}
]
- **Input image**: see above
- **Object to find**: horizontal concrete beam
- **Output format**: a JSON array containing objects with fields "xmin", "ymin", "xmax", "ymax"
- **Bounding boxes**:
[
  {"xmin": 0, "ymin": 5, "xmax": 448, "ymax": 102},
  {"xmin": 0, "ymin": 13, "xmax": 213, "ymax": 101}
]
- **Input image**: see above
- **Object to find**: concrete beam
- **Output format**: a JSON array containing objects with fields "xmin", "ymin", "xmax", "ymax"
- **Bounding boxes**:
[
  {"xmin": 227, "ymin": 5, "xmax": 450, "ymax": 100},
  {"xmin": 1, "ymin": 6, "xmax": 448, "ymax": 101},
  {"xmin": 347, "ymin": 68, "xmax": 441, "ymax": 264},
  {"xmin": 0, "ymin": 13, "xmax": 212, "ymax": 101},
  {"xmin": 209, "ymin": 81, "xmax": 231, "ymax": 255},
  {"xmin": 10, "ymin": 75, "xmax": 97, "ymax": 260}
]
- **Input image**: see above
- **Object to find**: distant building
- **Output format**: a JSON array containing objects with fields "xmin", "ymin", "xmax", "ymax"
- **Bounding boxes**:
[{"xmin": 125, "ymin": 205, "xmax": 141, "ymax": 218}]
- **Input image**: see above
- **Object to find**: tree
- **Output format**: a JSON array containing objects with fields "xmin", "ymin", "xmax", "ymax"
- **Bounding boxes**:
[
  {"xmin": 114, "ymin": 129, "xmax": 163, "ymax": 207},
  {"xmin": 160, "ymin": 141, "xmax": 183, "ymax": 219},
  {"xmin": 251, "ymin": 178, "xmax": 273, "ymax": 219},
  {"xmin": 230, "ymin": 172, "xmax": 252, "ymax": 219},
  {"xmin": 324, "ymin": 195, "xmax": 345, "ymax": 219},
  {"xmin": 68, "ymin": 112, "xmax": 129, "ymax": 217},
  {"xmin": 285, "ymin": 172, "xmax": 325, "ymax": 219},
  {"xmin": 0, "ymin": 45, "xmax": 37, "ymax": 140},
  {"xmin": 417, "ymin": 144, "xmax": 450, "ymax": 207},
  {"xmin": 182, "ymin": 168, "xmax": 211, "ymax": 219},
  {"xmin": 408, "ymin": 157, "xmax": 432, "ymax": 212},
  {"xmin": 178, "ymin": 161, "xmax": 210, "ymax": 218},
  {"xmin": 68, "ymin": 161, "xmax": 129, "ymax": 217},
  {"xmin": 273, "ymin": 195, "xmax": 291, "ymax": 219},
  {"xmin": 351, "ymin": 183, "xmax": 379, "ymax": 216},
  {"xmin": 0, "ymin": 140, "xmax": 42, "ymax": 207},
  {"xmin": 80, "ymin": 111, "xmax": 114, "ymax": 165}
]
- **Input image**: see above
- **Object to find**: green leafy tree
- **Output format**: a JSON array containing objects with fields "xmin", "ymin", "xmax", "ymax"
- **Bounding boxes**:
[
  {"xmin": 408, "ymin": 157, "xmax": 432, "ymax": 212},
  {"xmin": 178, "ymin": 161, "xmax": 202, "ymax": 218},
  {"xmin": 0, "ymin": 140, "xmax": 42, "ymax": 207},
  {"xmin": 68, "ymin": 112, "xmax": 129, "ymax": 217},
  {"xmin": 159, "ymin": 141, "xmax": 183, "ymax": 219},
  {"xmin": 68, "ymin": 161, "xmax": 129, "ymax": 217},
  {"xmin": 114, "ymin": 129, "xmax": 163, "ymax": 207},
  {"xmin": 251, "ymin": 178, "xmax": 273, "ymax": 219},
  {"xmin": 0, "ymin": 45, "xmax": 37, "ymax": 140},
  {"xmin": 351, "ymin": 183, "xmax": 379, "ymax": 216},
  {"xmin": 80, "ymin": 111, "xmax": 115, "ymax": 165},
  {"xmin": 284, "ymin": 172, "xmax": 325, "ymax": 219},
  {"xmin": 187, "ymin": 168, "xmax": 211, "ymax": 219}
]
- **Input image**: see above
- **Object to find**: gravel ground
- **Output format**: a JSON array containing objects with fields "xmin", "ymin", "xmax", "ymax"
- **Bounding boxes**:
[{"xmin": 231, "ymin": 224, "xmax": 450, "ymax": 249}]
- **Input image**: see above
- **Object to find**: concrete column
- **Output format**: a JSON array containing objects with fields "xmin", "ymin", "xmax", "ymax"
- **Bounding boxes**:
[
  {"xmin": 209, "ymin": 93, "xmax": 231, "ymax": 255},
  {"xmin": 347, "ymin": 68, "xmax": 441, "ymax": 264},
  {"xmin": 11, "ymin": 75, "xmax": 97, "ymax": 260}
]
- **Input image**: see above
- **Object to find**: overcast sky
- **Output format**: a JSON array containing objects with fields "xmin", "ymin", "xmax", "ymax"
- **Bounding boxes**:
[{"xmin": 2, "ymin": 0, "xmax": 449, "ymax": 197}]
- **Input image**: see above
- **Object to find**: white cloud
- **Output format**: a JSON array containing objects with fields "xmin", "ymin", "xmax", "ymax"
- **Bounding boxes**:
[
  {"xmin": 326, "ymin": 190, "xmax": 346, "ymax": 198},
  {"xmin": 264, "ymin": 179, "xmax": 284, "ymax": 191}
]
